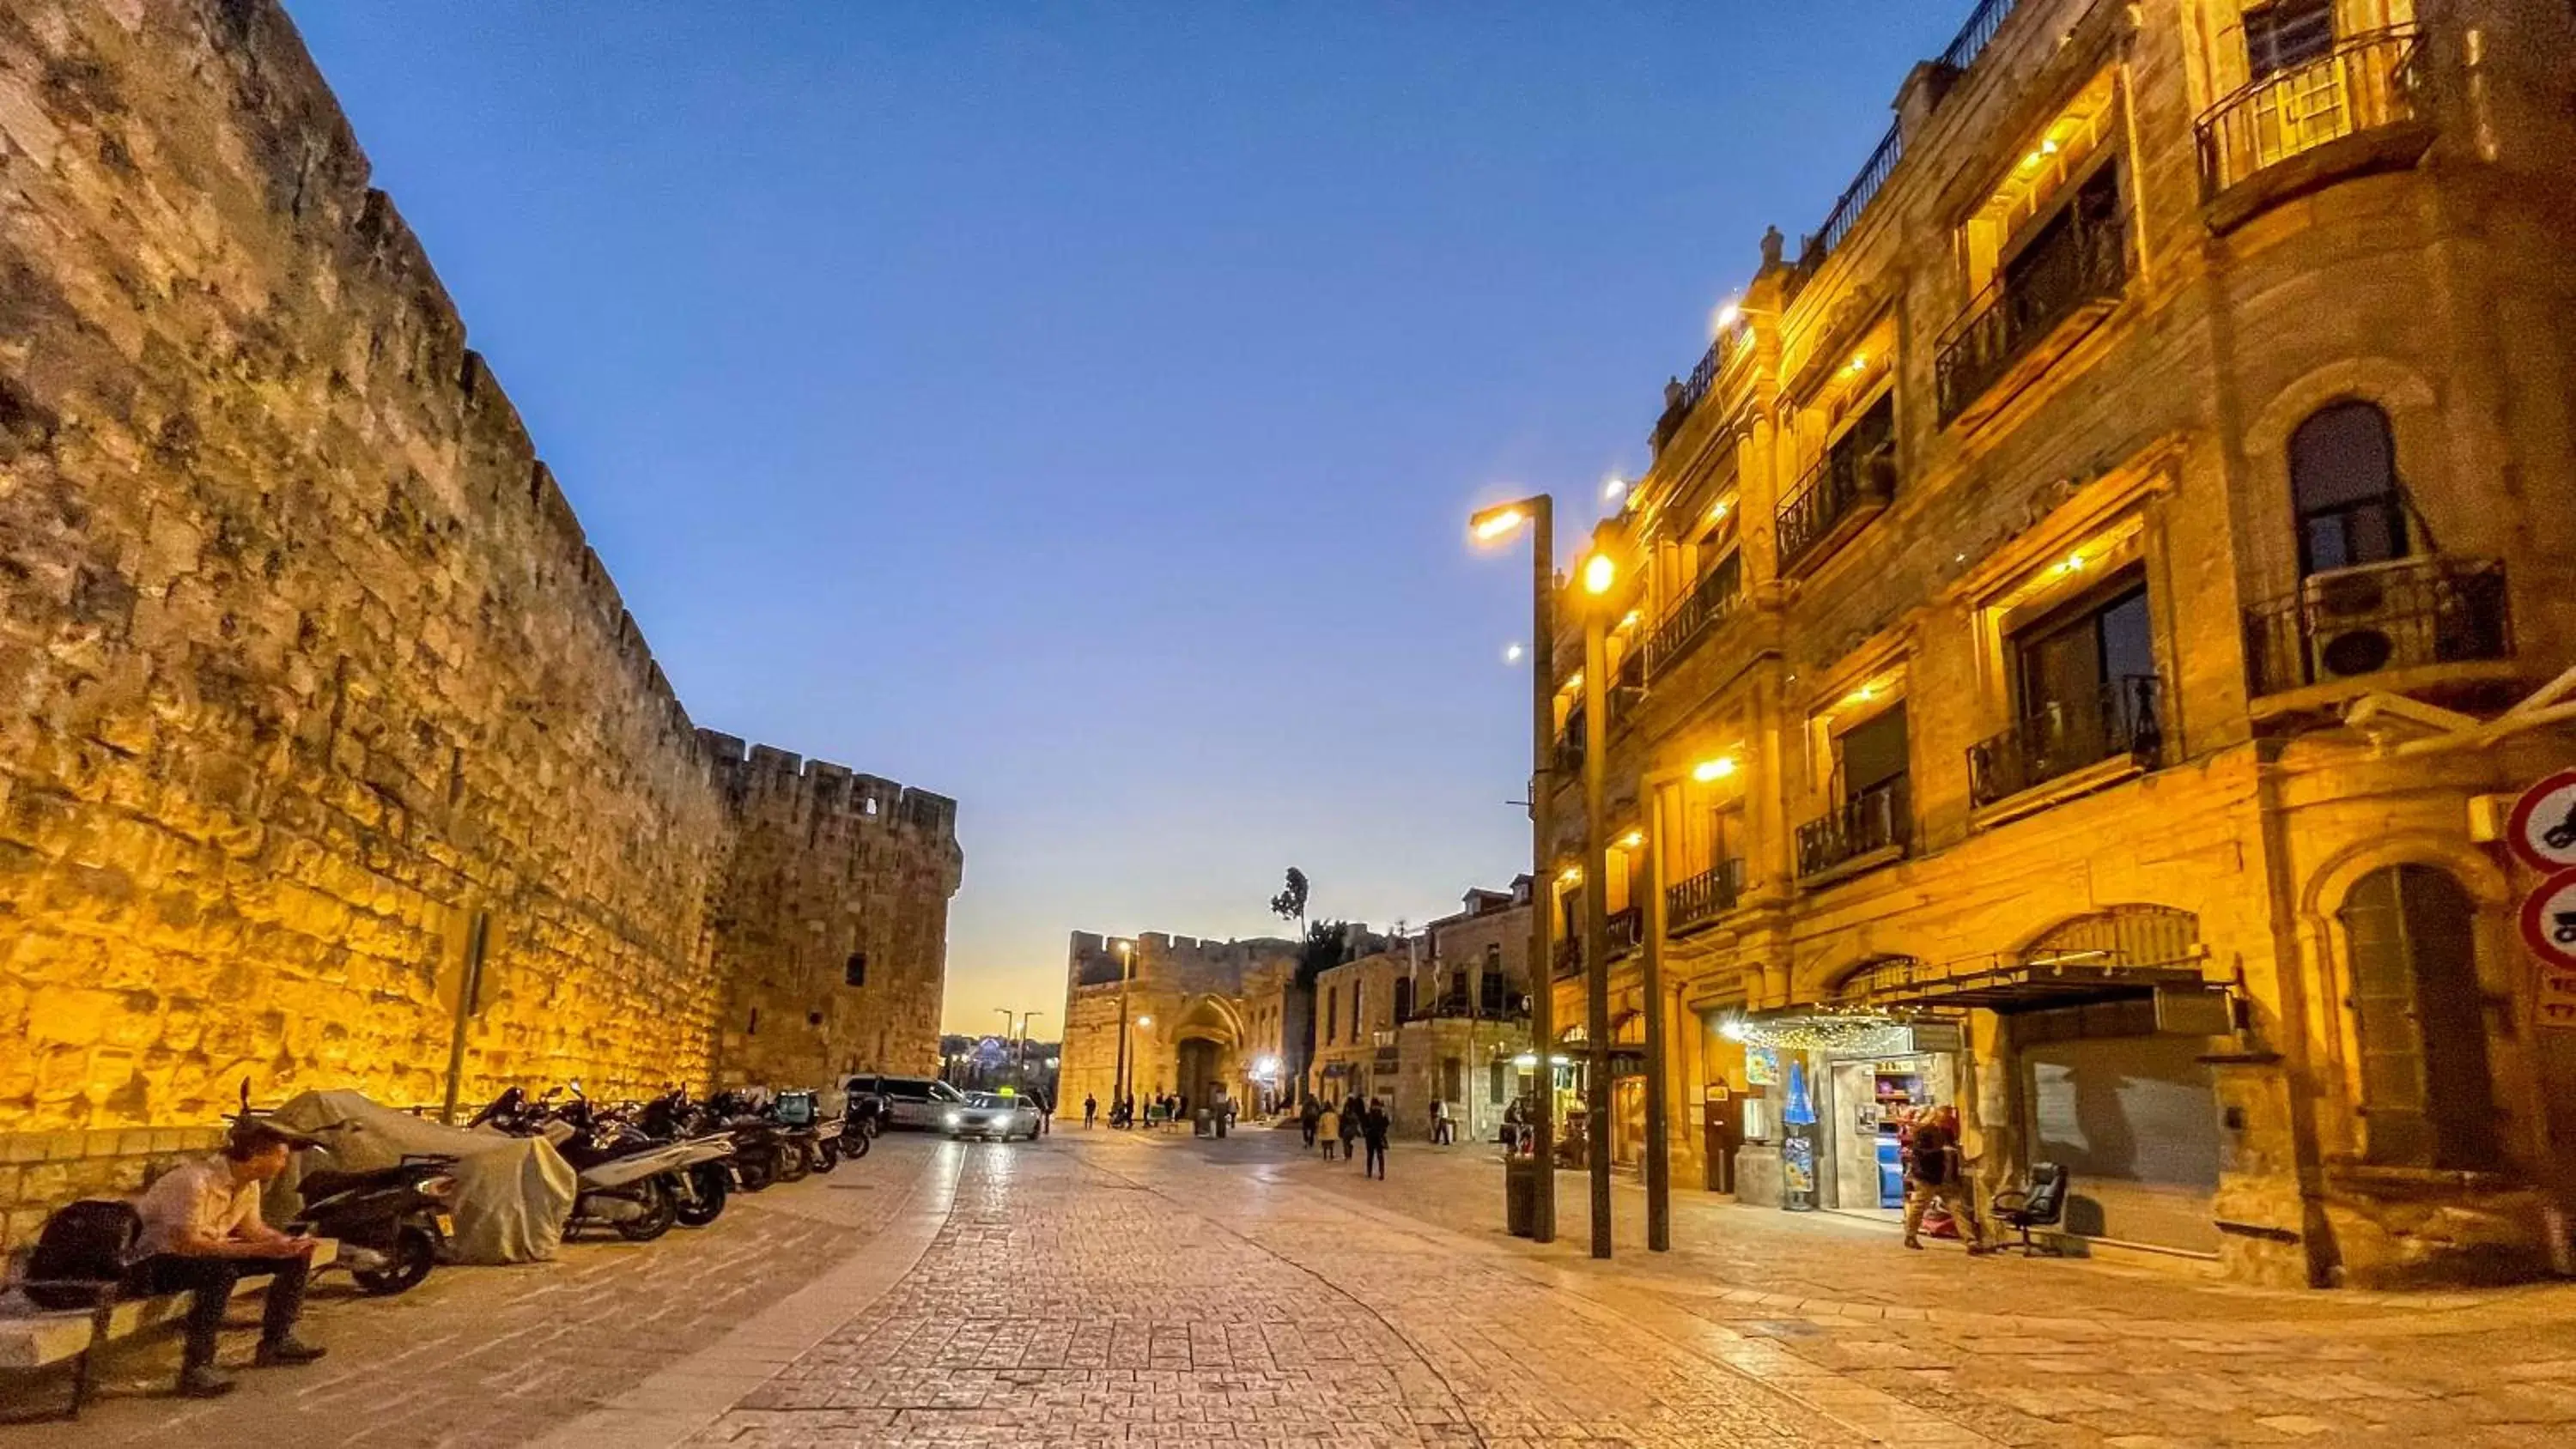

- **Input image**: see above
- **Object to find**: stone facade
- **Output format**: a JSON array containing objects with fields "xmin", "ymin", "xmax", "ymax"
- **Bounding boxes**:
[
  {"xmin": 1539, "ymin": 0, "xmax": 2576, "ymax": 1286},
  {"xmin": 1057, "ymin": 931, "xmax": 1296, "ymax": 1116},
  {"xmin": 0, "ymin": 1, "xmax": 957, "ymax": 1243},
  {"xmin": 704, "ymin": 736, "xmax": 962, "ymax": 1086}
]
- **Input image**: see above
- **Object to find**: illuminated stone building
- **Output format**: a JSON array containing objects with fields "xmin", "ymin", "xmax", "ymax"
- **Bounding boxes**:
[
  {"xmin": 1539, "ymin": 0, "xmax": 2575, "ymax": 1285},
  {"xmin": 1057, "ymin": 932, "xmax": 1298, "ymax": 1117}
]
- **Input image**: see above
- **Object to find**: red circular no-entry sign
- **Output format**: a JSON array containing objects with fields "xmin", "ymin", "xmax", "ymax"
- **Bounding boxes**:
[
  {"xmin": 2518, "ymin": 868, "xmax": 2576, "ymax": 972},
  {"xmin": 2506, "ymin": 769, "xmax": 2576, "ymax": 873}
]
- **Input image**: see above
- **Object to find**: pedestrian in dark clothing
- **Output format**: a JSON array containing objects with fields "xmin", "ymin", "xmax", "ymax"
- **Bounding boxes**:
[
  {"xmin": 1902, "ymin": 1106, "xmax": 1989, "ymax": 1253},
  {"xmin": 1299, "ymin": 1097, "xmax": 1321, "ymax": 1149},
  {"xmin": 1339, "ymin": 1097, "xmax": 1364, "ymax": 1163},
  {"xmin": 1084, "ymin": 1094, "xmax": 1098, "ymax": 1129},
  {"xmin": 1362, "ymin": 1099, "xmax": 1392, "ymax": 1179}
]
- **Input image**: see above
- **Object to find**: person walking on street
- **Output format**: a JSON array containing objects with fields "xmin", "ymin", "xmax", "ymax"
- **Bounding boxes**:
[
  {"xmin": 129, "ymin": 1125, "xmax": 329, "ymax": 1397},
  {"xmin": 1084, "ymin": 1093, "xmax": 1098, "ymax": 1129},
  {"xmin": 1902, "ymin": 1105, "xmax": 1989, "ymax": 1254},
  {"xmin": 1316, "ymin": 1100, "xmax": 1343, "ymax": 1161},
  {"xmin": 1363, "ymin": 1097, "xmax": 1392, "ymax": 1179},
  {"xmin": 1299, "ymin": 1096, "xmax": 1321, "ymax": 1149},
  {"xmin": 1339, "ymin": 1095, "xmax": 1364, "ymax": 1164},
  {"xmin": 1432, "ymin": 1098, "xmax": 1455, "ymax": 1147}
]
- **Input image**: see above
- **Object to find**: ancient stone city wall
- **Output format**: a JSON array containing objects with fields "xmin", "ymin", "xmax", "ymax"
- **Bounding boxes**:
[{"xmin": 0, "ymin": 0, "xmax": 958, "ymax": 1244}]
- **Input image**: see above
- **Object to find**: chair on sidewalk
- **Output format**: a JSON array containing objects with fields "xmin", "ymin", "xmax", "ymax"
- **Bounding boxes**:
[{"xmin": 1990, "ymin": 1162, "xmax": 2069, "ymax": 1256}]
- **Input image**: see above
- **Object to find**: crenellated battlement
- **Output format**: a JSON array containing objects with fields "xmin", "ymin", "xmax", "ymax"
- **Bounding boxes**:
[{"xmin": 697, "ymin": 730, "xmax": 961, "ymax": 846}]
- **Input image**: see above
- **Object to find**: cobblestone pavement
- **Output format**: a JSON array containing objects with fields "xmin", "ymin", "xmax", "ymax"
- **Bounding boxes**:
[
  {"xmin": 9, "ymin": 1134, "xmax": 950, "ymax": 1447},
  {"xmin": 15, "ymin": 1126, "xmax": 2576, "ymax": 1447},
  {"xmin": 688, "ymin": 1133, "xmax": 1858, "ymax": 1449},
  {"xmin": 1116, "ymin": 1125, "xmax": 2576, "ymax": 1449}
]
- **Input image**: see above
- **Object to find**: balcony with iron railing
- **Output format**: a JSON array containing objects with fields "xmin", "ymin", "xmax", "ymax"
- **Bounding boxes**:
[
  {"xmin": 1549, "ymin": 906, "xmax": 1647, "ymax": 977},
  {"xmin": 1935, "ymin": 196, "xmax": 2131, "ymax": 424},
  {"xmin": 2242, "ymin": 557, "xmax": 2511, "ymax": 700},
  {"xmin": 2197, "ymin": 27, "xmax": 2424, "ymax": 204},
  {"xmin": 1641, "ymin": 555, "xmax": 1747, "ymax": 680},
  {"xmin": 1777, "ymin": 395, "xmax": 1898, "ymax": 574},
  {"xmin": 1795, "ymin": 776, "xmax": 1913, "ymax": 884},
  {"xmin": 1408, "ymin": 989, "xmax": 1527, "ymax": 1024},
  {"xmin": 1967, "ymin": 676, "xmax": 2164, "ymax": 811},
  {"xmin": 1667, "ymin": 858, "xmax": 1747, "ymax": 934}
]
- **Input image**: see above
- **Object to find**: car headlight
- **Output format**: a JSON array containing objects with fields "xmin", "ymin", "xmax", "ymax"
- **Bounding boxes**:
[{"xmin": 944, "ymin": 1112, "xmax": 961, "ymax": 1127}]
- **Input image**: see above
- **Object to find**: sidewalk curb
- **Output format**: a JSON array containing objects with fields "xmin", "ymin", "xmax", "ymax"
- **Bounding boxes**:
[{"xmin": 522, "ymin": 1141, "xmax": 964, "ymax": 1449}]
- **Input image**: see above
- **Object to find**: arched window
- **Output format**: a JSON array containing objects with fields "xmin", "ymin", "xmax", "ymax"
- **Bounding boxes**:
[
  {"xmin": 2338, "ymin": 864, "xmax": 2498, "ymax": 1170},
  {"xmin": 2290, "ymin": 401, "xmax": 2408, "ymax": 576}
]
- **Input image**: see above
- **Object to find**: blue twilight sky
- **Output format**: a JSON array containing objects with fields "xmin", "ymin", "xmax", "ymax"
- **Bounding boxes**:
[{"xmin": 283, "ymin": 3, "xmax": 1969, "ymax": 1034}]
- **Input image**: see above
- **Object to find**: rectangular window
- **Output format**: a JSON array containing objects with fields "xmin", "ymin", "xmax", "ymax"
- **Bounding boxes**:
[
  {"xmin": 1442, "ymin": 1057, "xmax": 1465, "ymax": 1103},
  {"xmin": 1489, "ymin": 1058, "xmax": 1508, "ymax": 1106},
  {"xmin": 1480, "ymin": 970, "xmax": 1506, "ymax": 1013},
  {"xmin": 1837, "ymin": 702, "xmax": 1911, "ymax": 800},
  {"xmin": 845, "ymin": 953, "xmax": 867, "ymax": 988},
  {"xmin": 2244, "ymin": 0, "xmax": 2336, "ymax": 79},
  {"xmin": 1327, "ymin": 989, "xmax": 1339, "ymax": 1044}
]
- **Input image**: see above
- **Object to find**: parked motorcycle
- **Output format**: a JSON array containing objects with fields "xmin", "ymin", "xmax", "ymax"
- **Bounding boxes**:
[
  {"xmin": 227, "ymin": 1082, "xmax": 456, "ymax": 1294},
  {"xmin": 290, "ymin": 1143, "xmax": 457, "ymax": 1294},
  {"xmin": 774, "ymin": 1088, "xmax": 855, "ymax": 1173},
  {"xmin": 704, "ymin": 1088, "xmax": 801, "ymax": 1191},
  {"xmin": 635, "ymin": 1088, "xmax": 747, "ymax": 1228},
  {"xmin": 471, "ymin": 1084, "xmax": 730, "ymax": 1242}
]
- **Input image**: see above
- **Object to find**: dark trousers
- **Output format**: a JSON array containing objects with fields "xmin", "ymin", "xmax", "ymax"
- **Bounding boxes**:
[
  {"xmin": 131, "ymin": 1252, "xmax": 309, "ymax": 1368},
  {"xmin": 1364, "ymin": 1141, "xmax": 1387, "ymax": 1178}
]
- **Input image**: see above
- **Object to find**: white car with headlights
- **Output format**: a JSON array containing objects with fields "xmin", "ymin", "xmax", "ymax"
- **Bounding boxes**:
[{"xmin": 945, "ymin": 1092, "xmax": 1042, "ymax": 1141}]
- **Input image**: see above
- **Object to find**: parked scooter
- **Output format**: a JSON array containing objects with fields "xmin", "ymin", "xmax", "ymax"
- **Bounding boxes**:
[
  {"xmin": 635, "ymin": 1088, "xmax": 746, "ymax": 1228},
  {"xmin": 704, "ymin": 1088, "xmax": 800, "ymax": 1191},
  {"xmin": 773, "ymin": 1088, "xmax": 855, "ymax": 1173},
  {"xmin": 289, "ymin": 1143, "xmax": 458, "ymax": 1294},
  {"xmin": 227, "ymin": 1082, "xmax": 457, "ymax": 1294},
  {"xmin": 470, "ymin": 1084, "xmax": 730, "ymax": 1241}
]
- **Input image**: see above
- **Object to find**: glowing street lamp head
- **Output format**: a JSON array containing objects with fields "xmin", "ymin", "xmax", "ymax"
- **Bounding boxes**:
[
  {"xmin": 1601, "ymin": 476, "xmax": 1627, "ymax": 504},
  {"xmin": 1581, "ymin": 553, "xmax": 1616, "ymax": 596},
  {"xmin": 1504, "ymin": 642, "xmax": 1525, "ymax": 664},
  {"xmin": 1713, "ymin": 298, "xmax": 1743, "ymax": 332},
  {"xmin": 1136, "ymin": 1015, "xmax": 1153, "ymax": 1028},
  {"xmin": 1469, "ymin": 504, "xmax": 1528, "ymax": 543},
  {"xmin": 1617, "ymin": 830, "xmax": 1644, "ymax": 850},
  {"xmin": 1692, "ymin": 756, "xmax": 1739, "ymax": 783}
]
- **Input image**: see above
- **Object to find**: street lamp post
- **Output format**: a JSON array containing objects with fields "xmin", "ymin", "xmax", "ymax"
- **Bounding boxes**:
[
  {"xmin": 1470, "ymin": 495, "xmax": 1556, "ymax": 1244},
  {"xmin": 1638, "ymin": 753, "xmax": 1734, "ymax": 1252},
  {"xmin": 1113, "ymin": 940, "xmax": 1135, "ymax": 1112},
  {"xmin": 1579, "ymin": 549, "xmax": 1615, "ymax": 1261}
]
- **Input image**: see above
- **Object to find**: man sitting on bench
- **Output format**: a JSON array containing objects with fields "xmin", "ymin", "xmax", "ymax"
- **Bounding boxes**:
[{"xmin": 129, "ymin": 1125, "xmax": 327, "ymax": 1397}]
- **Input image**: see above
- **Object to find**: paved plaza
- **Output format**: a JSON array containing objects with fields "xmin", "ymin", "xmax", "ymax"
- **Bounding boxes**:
[{"xmin": 11, "ymin": 1127, "xmax": 2576, "ymax": 1447}]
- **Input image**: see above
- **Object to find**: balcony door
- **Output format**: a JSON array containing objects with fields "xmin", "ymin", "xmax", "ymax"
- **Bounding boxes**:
[
  {"xmin": 1835, "ymin": 702, "xmax": 1910, "ymax": 804},
  {"xmin": 2013, "ymin": 572, "xmax": 2155, "ymax": 766}
]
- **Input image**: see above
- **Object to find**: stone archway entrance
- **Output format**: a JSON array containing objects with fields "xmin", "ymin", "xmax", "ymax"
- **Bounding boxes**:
[{"xmin": 1171, "ymin": 994, "xmax": 1242, "ymax": 1114}]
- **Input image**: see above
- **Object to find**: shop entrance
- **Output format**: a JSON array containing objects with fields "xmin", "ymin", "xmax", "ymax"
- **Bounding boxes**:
[{"xmin": 1822, "ymin": 1051, "xmax": 1957, "ymax": 1219}]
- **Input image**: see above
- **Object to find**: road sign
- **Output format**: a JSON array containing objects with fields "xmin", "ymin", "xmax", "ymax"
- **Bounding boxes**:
[
  {"xmin": 2518, "ymin": 867, "xmax": 2576, "ymax": 975},
  {"xmin": 2504, "ymin": 768, "xmax": 2576, "ymax": 872}
]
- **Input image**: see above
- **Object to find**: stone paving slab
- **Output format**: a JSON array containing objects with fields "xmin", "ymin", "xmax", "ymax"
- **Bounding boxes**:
[
  {"xmin": 1106, "ymin": 1126, "xmax": 2576, "ymax": 1448},
  {"xmin": 3, "ymin": 1135, "xmax": 948, "ymax": 1446}
]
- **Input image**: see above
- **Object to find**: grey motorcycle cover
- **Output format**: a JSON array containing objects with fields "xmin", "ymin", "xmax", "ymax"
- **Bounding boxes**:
[{"xmin": 268, "ymin": 1089, "xmax": 577, "ymax": 1263}]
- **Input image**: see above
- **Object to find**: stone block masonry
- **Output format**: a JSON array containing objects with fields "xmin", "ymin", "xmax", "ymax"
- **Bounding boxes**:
[{"xmin": 0, "ymin": 1, "xmax": 958, "ymax": 1241}]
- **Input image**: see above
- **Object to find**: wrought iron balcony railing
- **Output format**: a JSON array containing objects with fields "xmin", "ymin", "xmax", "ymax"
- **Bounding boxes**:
[
  {"xmin": 1667, "ymin": 858, "xmax": 1746, "ymax": 932},
  {"xmin": 1641, "ymin": 555, "xmax": 1746, "ymax": 680},
  {"xmin": 1409, "ymin": 991, "xmax": 1525, "ymax": 1023},
  {"xmin": 1967, "ymin": 676, "xmax": 2163, "ymax": 810},
  {"xmin": 1795, "ymin": 776, "xmax": 1912, "ymax": 882},
  {"xmin": 2242, "ymin": 556, "xmax": 2510, "ymax": 699},
  {"xmin": 1607, "ymin": 906, "xmax": 1643, "ymax": 958},
  {"xmin": 1777, "ymin": 395, "xmax": 1898, "ymax": 573},
  {"xmin": 2197, "ymin": 27, "xmax": 2421, "ymax": 197},
  {"xmin": 1935, "ymin": 200, "xmax": 2130, "ymax": 423}
]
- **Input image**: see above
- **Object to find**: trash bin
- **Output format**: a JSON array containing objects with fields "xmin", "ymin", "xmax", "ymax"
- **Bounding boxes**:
[
  {"xmin": 1194, "ymin": 1108, "xmax": 1212, "ymax": 1137},
  {"xmin": 1505, "ymin": 1156, "xmax": 1542, "ymax": 1239}
]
